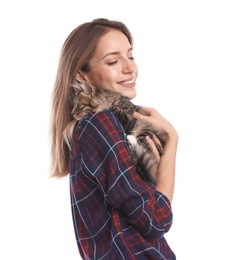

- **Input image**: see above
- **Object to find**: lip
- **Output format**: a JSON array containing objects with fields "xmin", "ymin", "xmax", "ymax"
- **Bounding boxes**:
[{"xmin": 118, "ymin": 77, "xmax": 136, "ymax": 87}]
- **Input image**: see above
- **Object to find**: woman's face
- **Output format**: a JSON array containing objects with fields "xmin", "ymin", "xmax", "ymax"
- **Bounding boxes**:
[{"xmin": 80, "ymin": 29, "xmax": 138, "ymax": 99}]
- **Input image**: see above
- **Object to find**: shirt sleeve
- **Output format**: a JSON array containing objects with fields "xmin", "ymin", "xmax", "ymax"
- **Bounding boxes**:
[{"xmin": 78, "ymin": 110, "xmax": 173, "ymax": 239}]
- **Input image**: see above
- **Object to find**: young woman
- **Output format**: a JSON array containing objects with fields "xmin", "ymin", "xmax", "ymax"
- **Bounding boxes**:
[{"xmin": 49, "ymin": 18, "xmax": 178, "ymax": 259}]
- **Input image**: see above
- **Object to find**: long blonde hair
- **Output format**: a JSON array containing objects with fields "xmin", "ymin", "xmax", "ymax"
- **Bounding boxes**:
[{"xmin": 49, "ymin": 18, "xmax": 133, "ymax": 178}]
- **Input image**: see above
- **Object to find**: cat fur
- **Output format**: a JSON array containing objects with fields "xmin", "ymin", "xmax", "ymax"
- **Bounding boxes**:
[{"xmin": 71, "ymin": 81, "xmax": 167, "ymax": 185}]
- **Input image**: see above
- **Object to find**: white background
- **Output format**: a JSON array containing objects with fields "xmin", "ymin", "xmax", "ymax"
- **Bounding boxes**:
[{"xmin": 0, "ymin": 1, "xmax": 228, "ymax": 259}]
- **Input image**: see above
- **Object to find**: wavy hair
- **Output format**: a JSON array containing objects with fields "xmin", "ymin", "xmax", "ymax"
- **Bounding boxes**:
[{"xmin": 49, "ymin": 18, "xmax": 133, "ymax": 178}]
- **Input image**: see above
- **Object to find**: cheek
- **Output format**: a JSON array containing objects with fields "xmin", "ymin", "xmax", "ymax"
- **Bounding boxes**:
[
  {"xmin": 85, "ymin": 70, "xmax": 101, "ymax": 85},
  {"xmin": 102, "ymin": 70, "xmax": 120, "ymax": 88},
  {"xmin": 86, "ymin": 66, "xmax": 119, "ymax": 89},
  {"xmin": 96, "ymin": 69, "xmax": 117, "ymax": 86},
  {"xmin": 87, "ymin": 74, "xmax": 108, "ymax": 90}
]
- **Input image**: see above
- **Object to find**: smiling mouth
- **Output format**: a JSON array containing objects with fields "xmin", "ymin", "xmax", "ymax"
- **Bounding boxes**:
[{"xmin": 119, "ymin": 78, "xmax": 135, "ymax": 86}]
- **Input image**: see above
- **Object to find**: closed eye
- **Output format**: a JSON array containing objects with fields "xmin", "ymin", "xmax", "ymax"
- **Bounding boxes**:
[
  {"xmin": 107, "ymin": 56, "xmax": 135, "ymax": 65},
  {"xmin": 107, "ymin": 60, "xmax": 118, "ymax": 65}
]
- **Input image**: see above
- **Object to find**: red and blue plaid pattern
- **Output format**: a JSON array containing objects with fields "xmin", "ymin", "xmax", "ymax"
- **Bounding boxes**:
[{"xmin": 69, "ymin": 110, "xmax": 176, "ymax": 259}]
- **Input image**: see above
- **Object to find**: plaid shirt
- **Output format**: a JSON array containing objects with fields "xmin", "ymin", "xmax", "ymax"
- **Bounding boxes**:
[{"xmin": 69, "ymin": 110, "xmax": 176, "ymax": 260}]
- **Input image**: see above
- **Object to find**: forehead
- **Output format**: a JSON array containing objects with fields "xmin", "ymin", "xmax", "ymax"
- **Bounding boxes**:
[{"xmin": 94, "ymin": 30, "xmax": 132, "ymax": 58}]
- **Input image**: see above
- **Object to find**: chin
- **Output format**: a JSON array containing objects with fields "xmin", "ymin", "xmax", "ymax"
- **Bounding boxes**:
[{"xmin": 124, "ymin": 89, "xmax": 137, "ymax": 100}]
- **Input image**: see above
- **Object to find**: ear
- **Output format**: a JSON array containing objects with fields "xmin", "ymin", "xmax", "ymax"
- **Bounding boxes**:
[{"xmin": 75, "ymin": 70, "xmax": 85, "ymax": 82}]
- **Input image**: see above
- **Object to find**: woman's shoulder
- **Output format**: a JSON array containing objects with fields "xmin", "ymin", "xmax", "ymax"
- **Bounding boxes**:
[
  {"xmin": 80, "ymin": 110, "xmax": 121, "ymax": 128},
  {"xmin": 74, "ymin": 109, "xmax": 126, "ymax": 145},
  {"xmin": 73, "ymin": 110, "xmax": 124, "ymax": 136}
]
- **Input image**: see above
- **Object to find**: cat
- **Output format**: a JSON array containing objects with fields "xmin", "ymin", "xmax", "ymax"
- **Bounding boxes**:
[
  {"xmin": 71, "ymin": 81, "xmax": 167, "ymax": 185},
  {"xmin": 108, "ymin": 92, "xmax": 167, "ymax": 185}
]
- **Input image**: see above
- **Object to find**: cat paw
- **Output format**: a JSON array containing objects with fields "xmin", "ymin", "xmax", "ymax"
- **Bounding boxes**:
[{"xmin": 126, "ymin": 135, "xmax": 137, "ymax": 149}]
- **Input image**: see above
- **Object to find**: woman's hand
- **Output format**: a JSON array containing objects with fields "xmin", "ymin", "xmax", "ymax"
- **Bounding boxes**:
[
  {"xmin": 134, "ymin": 107, "xmax": 178, "ymax": 139},
  {"xmin": 134, "ymin": 107, "xmax": 178, "ymax": 203}
]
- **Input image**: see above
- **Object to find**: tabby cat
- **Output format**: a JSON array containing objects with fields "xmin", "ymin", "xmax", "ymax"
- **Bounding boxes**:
[{"xmin": 71, "ymin": 81, "xmax": 167, "ymax": 185}]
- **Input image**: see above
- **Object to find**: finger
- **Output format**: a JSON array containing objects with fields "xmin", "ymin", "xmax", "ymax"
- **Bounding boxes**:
[
  {"xmin": 145, "ymin": 136, "xmax": 160, "ymax": 161},
  {"xmin": 133, "ymin": 111, "xmax": 152, "ymax": 120},
  {"xmin": 140, "ymin": 106, "xmax": 153, "ymax": 114},
  {"xmin": 152, "ymin": 134, "xmax": 161, "ymax": 146},
  {"xmin": 133, "ymin": 111, "xmax": 142, "ymax": 118},
  {"xmin": 152, "ymin": 134, "xmax": 164, "ymax": 155},
  {"xmin": 134, "ymin": 107, "xmax": 158, "ymax": 119},
  {"xmin": 140, "ymin": 106, "xmax": 158, "ymax": 116}
]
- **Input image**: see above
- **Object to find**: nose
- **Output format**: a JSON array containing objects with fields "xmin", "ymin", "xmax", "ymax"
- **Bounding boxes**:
[{"xmin": 123, "ymin": 59, "xmax": 137, "ymax": 74}]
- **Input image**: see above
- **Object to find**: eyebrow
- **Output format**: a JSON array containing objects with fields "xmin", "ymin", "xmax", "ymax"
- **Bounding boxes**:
[{"xmin": 102, "ymin": 47, "xmax": 133, "ymax": 60}]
